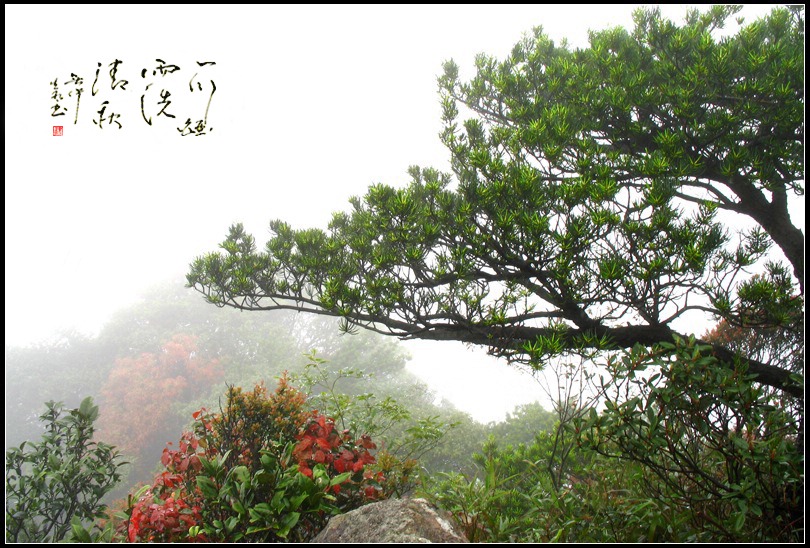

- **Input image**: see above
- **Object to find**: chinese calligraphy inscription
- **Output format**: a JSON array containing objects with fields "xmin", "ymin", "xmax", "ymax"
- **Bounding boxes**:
[{"xmin": 50, "ymin": 59, "xmax": 216, "ymax": 136}]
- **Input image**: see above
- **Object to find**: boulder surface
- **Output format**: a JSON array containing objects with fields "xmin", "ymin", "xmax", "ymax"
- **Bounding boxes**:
[{"xmin": 312, "ymin": 497, "xmax": 468, "ymax": 543}]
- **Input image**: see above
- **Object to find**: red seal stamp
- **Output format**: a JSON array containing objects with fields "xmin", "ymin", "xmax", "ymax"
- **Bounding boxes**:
[{"xmin": 53, "ymin": 126, "xmax": 63, "ymax": 136}]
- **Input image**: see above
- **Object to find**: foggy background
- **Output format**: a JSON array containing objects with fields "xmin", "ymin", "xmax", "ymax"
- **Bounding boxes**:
[{"xmin": 4, "ymin": 4, "xmax": 789, "ymax": 423}]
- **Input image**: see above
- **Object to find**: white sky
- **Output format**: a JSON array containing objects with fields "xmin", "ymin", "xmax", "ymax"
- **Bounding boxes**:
[{"xmin": 4, "ymin": 4, "xmax": 791, "ymax": 423}]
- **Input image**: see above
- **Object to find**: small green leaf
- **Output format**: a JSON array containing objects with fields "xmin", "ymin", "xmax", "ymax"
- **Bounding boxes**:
[
  {"xmin": 196, "ymin": 476, "xmax": 219, "ymax": 500},
  {"xmin": 70, "ymin": 517, "xmax": 92, "ymax": 543}
]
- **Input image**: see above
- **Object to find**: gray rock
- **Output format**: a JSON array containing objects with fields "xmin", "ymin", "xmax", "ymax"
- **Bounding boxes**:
[{"xmin": 312, "ymin": 498, "xmax": 468, "ymax": 543}]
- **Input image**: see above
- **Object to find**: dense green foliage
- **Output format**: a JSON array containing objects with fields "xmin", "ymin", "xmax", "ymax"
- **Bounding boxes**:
[
  {"xmin": 5, "ymin": 398, "xmax": 124, "ymax": 542},
  {"xmin": 579, "ymin": 336, "xmax": 803, "ymax": 541},
  {"xmin": 427, "ymin": 430, "xmax": 693, "ymax": 542},
  {"xmin": 188, "ymin": 5, "xmax": 803, "ymax": 397},
  {"xmin": 425, "ymin": 342, "xmax": 801, "ymax": 542}
]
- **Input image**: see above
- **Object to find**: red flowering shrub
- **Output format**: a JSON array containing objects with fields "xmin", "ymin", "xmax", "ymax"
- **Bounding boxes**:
[{"xmin": 117, "ymin": 375, "xmax": 384, "ymax": 543}]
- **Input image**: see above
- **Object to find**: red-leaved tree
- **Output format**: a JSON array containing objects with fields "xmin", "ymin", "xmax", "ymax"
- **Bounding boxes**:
[{"xmin": 97, "ymin": 334, "xmax": 223, "ymax": 461}]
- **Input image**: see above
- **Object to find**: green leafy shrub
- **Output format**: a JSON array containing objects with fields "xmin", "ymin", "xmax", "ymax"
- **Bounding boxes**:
[
  {"xmin": 426, "ymin": 433, "xmax": 563, "ymax": 542},
  {"xmin": 427, "ymin": 338, "xmax": 803, "ymax": 543},
  {"xmin": 5, "ymin": 397, "xmax": 124, "ymax": 542},
  {"xmin": 426, "ymin": 424, "xmax": 697, "ymax": 542},
  {"xmin": 578, "ymin": 336, "xmax": 804, "ymax": 542}
]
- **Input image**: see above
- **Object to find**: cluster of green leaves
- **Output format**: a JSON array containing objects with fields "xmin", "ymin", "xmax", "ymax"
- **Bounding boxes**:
[
  {"xmin": 5, "ymin": 397, "xmax": 124, "ymax": 543},
  {"xmin": 487, "ymin": 402, "xmax": 558, "ymax": 448},
  {"xmin": 706, "ymin": 274, "xmax": 804, "ymax": 379},
  {"xmin": 428, "ymin": 436, "xmax": 555, "ymax": 542},
  {"xmin": 427, "ymin": 335, "xmax": 802, "ymax": 542},
  {"xmin": 188, "ymin": 443, "xmax": 360, "ymax": 542},
  {"xmin": 578, "ymin": 336, "xmax": 803, "ymax": 542}
]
